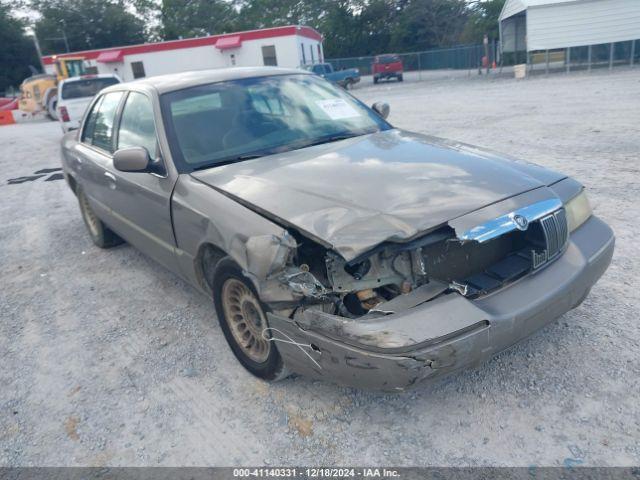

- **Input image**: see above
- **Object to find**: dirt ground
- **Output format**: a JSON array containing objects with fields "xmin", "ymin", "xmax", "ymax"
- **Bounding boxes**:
[{"xmin": 1, "ymin": 68, "xmax": 639, "ymax": 467}]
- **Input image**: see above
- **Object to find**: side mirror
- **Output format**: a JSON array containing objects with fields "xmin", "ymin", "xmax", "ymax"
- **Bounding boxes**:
[
  {"xmin": 372, "ymin": 102, "xmax": 390, "ymax": 119},
  {"xmin": 113, "ymin": 147, "xmax": 150, "ymax": 172}
]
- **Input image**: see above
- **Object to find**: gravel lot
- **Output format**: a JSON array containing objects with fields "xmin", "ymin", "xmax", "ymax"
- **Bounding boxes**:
[{"xmin": 1, "ymin": 68, "xmax": 639, "ymax": 467}]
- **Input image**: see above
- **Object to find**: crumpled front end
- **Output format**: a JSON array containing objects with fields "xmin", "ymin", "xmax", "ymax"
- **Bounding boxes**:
[
  {"xmin": 265, "ymin": 215, "xmax": 614, "ymax": 391},
  {"xmin": 201, "ymin": 173, "xmax": 614, "ymax": 390}
]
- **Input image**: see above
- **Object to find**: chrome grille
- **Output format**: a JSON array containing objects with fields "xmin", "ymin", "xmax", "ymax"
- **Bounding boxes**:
[{"xmin": 539, "ymin": 208, "xmax": 568, "ymax": 259}]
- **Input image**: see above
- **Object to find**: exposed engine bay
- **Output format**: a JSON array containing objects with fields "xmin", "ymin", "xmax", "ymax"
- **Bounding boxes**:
[{"xmin": 276, "ymin": 207, "xmax": 568, "ymax": 319}]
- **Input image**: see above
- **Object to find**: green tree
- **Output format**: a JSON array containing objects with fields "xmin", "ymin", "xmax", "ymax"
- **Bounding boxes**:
[
  {"xmin": 390, "ymin": 0, "xmax": 469, "ymax": 52},
  {"xmin": 31, "ymin": 0, "xmax": 146, "ymax": 54},
  {"xmin": 316, "ymin": 0, "xmax": 403, "ymax": 57},
  {"xmin": 0, "ymin": 2, "xmax": 39, "ymax": 94},
  {"xmin": 159, "ymin": 0, "xmax": 238, "ymax": 39},
  {"xmin": 315, "ymin": 0, "xmax": 359, "ymax": 57},
  {"xmin": 353, "ymin": 0, "xmax": 403, "ymax": 55},
  {"xmin": 461, "ymin": 0, "xmax": 505, "ymax": 43},
  {"xmin": 233, "ymin": 0, "xmax": 325, "ymax": 30},
  {"xmin": 141, "ymin": 0, "xmax": 481, "ymax": 58}
]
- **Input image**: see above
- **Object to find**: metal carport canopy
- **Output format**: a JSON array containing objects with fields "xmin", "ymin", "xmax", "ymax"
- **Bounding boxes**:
[{"xmin": 499, "ymin": 0, "xmax": 640, "ymax": 51}]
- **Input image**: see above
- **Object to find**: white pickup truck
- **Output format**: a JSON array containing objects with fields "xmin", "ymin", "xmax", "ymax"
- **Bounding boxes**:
[{"xmin": 56, "ymin": 74, "xmax": 121, "ymax": 132}]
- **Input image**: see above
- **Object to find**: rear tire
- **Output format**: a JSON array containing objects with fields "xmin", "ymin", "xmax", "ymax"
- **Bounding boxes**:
[
  {"xmin": 77, "ymin": 187, "xmax": 123, "ymax": 248},
  {"xmin": 373, "ymin": 76, "xmax": 379, "ymax": 84},
  {"xmin": 398, "ymin": 74, "xmax": 404, "ymax": 82},
  {"xmin": 212, "ymin": 257, "xmax": 289, "ymax": 381},
  {"xmin": 47, "ymin": 94, "xmax": 58, "ymax": 120}
]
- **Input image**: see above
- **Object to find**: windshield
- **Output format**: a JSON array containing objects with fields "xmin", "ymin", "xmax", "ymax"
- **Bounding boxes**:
[
  {"xmin": 64, "ymin": 60, "xmax": 85, "ymax": 78},
  {"xmin": 377, "ymin": 55, "xmax": 400, "ymax": 64},
  {"xmin": 60, "ymin": 77, "xmax": 120, "ymax": 100},
  {"xmin": 160, "ymin": 74, "xmax": 391, "ymax": 173}
]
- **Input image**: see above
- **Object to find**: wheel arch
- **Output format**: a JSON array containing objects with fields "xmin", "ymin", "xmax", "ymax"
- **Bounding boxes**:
[
  {"xmin": 66, "ymin": 171, "xmax": 78, "ymax": 195},
  {"xmin": 44, "ymin": 86, "xmax": 58, "ymax": 104},
  {"xmin": 194, "ymin": 242, "xmax": 229, "ymax": 294}
]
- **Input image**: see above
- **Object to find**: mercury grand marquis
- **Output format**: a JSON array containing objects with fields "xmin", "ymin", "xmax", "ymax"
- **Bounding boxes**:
[{"xmin": 60, "ymin": 67, "xmax": 615, "ymax": 391}]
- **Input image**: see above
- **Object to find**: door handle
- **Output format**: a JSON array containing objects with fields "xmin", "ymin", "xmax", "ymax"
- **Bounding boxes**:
[{"xmin": 104, "ymin": 171, "xmax": 116, "ymax": 189}]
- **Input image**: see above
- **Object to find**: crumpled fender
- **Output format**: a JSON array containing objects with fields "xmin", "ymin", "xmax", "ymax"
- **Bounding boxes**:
[{"xmin": 294, "ymin": 288, "xmax": 487, "ymax": 352}]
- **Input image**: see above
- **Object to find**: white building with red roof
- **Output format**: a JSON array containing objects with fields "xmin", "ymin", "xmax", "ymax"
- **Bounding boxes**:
[{"xmin": 42, "ymin": 25, "xmax": 323, "ymax": 82}]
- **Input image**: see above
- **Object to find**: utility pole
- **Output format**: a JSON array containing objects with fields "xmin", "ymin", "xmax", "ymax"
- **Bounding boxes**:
[
  {"xmin": 60, "ymin": 20, "xmax": 70, "ymax": 53},
  {"xmin": 61, "ymin": 30, "xmax": 70, "ymax": 53},
  {"xmin": 31, "ymin": 32, "xmax": 46, "ymax": 73},
  {"xmin": 45, "ymin": 32, "xmax": 71, "ymax": 53}
]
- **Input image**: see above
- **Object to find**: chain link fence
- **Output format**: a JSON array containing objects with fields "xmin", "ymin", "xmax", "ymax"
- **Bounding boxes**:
[
  {"xmin": 327, "ymin": 38, "xmax": 638, "ymax": 79},
  {"xmin": 526, "ymin": 39, "xmax": 639, "ymax": 75},
  {"xmin": 328, "ymin": 43, "xmax": 496, "ymax": 77}
]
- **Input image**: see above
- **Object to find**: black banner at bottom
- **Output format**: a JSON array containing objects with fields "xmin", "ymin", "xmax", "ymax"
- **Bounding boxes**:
[{"xmin": 1, "ymin": 467, "xmax": 640, "ymax": 480}]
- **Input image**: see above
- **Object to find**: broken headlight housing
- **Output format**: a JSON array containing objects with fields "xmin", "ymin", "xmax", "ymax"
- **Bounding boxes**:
[{"xmin": 565, "ymin": 189, "xmax": 592, "ymax": 232}]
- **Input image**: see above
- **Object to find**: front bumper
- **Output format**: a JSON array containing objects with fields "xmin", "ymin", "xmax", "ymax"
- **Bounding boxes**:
[
  {"xmin": 376, "ymin": 71, "xmax": 402, "ymax": 79},
  {"xmin": 267, "ymin": 215, "xmax": 615, "ymax": 391}
]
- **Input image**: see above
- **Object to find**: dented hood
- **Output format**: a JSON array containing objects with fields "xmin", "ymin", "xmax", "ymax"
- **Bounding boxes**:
[{"xmin": 191, "ymin": 129, "xmax": 565, "ymax": 261}]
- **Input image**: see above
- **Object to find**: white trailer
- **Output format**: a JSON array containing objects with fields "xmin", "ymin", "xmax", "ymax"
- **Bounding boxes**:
[{"xmin": 43, "ymin": 25, "xmax": 324, "ymax": 82}]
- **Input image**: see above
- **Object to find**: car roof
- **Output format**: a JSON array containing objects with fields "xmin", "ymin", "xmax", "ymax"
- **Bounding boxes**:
[{"xmin": 101, "ymin": 67, "xmax": 311, "ymax": 95}]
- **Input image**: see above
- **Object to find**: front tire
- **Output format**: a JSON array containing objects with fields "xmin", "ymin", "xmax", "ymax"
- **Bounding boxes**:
[
  {"xmin": 77, "ymin": 187, "xmax": 123, "ymax": 248},
  {"xmin": 212, "ymin": 257, "xmax": 288, "ymax": 381}
]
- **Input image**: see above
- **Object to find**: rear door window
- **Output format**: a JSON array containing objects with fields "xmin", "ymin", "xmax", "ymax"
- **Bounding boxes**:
[
  {"xmin": 117, "ymin": 92, "xmax": 158, "ymax": 158},
  {"xmin": 81, "ymin": 96, "xmax": 103, "ymax": 145},
  {"xmin": 82, "ymin": 91, "xmax": 124, "ymax": 152}
]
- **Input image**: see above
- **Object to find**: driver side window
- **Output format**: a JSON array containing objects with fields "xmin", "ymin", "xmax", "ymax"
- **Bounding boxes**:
[{"xmin": 117, "ymin": 92, "xmax": 158, "ymax": 159}]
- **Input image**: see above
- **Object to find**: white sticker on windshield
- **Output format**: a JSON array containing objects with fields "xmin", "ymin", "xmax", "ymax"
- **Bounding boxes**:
[{"xmin": 315, "ymin": 99, "xmax": 360, "ymax": 120}]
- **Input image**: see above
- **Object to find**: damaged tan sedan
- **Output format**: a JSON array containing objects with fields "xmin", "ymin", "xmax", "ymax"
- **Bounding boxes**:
[{"xmin": 61, "ymin": 67, "xmax": 614, "ymax": 391}]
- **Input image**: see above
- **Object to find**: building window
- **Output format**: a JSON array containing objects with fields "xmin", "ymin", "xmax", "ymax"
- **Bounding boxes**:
[
  {"xmin": 131, "ymin": 61, "xmax": 146, "ymax": 79},
  {"xmin": 262, "ymin": 45, "xmax": 277, "ymax": 66},
  {"xmin": 310, "ymin": 44, "xmax": 314, "ymax": 63},
  {"xmin": 230, "ymin": 54, "xmax": 236, "ymax": 66},
  {"xmin": 301, "ymin": 44, "xmax": 306, "ymax": 64}
]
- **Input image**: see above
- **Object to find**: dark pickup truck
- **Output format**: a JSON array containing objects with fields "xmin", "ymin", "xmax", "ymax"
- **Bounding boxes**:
[{"xmin": 305, "ymin": 63, "xmax": 360, "ymax": 89}]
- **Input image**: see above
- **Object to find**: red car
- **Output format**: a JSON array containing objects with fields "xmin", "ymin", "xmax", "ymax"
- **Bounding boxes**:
[{"xmin": 372, "ymin": 54, "xmax": 403, "ymax": 84}]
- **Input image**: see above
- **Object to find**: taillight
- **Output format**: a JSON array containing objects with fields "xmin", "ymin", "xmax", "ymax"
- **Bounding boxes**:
[{"xmin": 58, "ymin": 106, "xmax": 70, "ymax": 122}]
